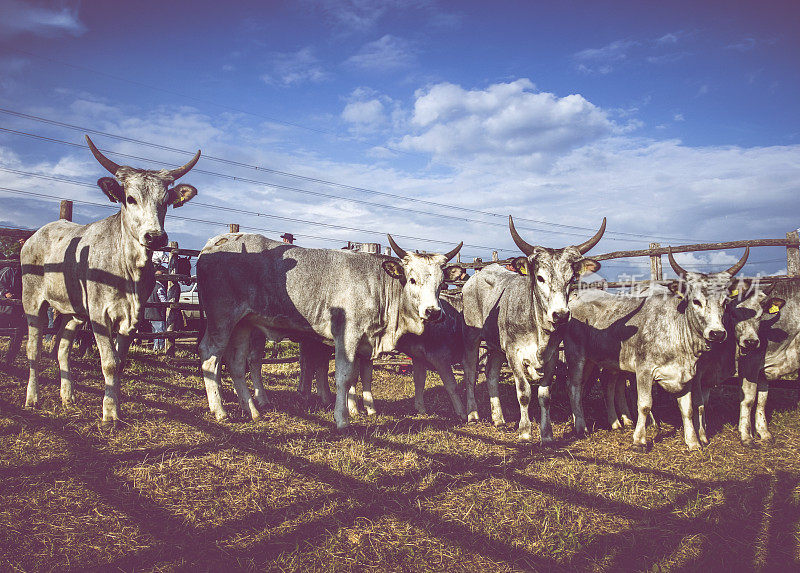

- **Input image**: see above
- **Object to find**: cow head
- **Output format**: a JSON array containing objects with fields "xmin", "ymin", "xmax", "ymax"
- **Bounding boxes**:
[
  {"xmin": 509, "ymin": 215, "xmax": 604, "ymax": 331},
  {"xmin": 87, "ymin": 135, "xmax": 199, "ymax": 250},
  {"xmin": 381, "ymin": 235, "xmax": 463, "ymax": 331},
  {"xmin": 727, "ymin": 281, "xmax": 785, "ymax": 353},
  {"xmin": 667, "ymin": 247, "xmax": 749, "ymax": 344}
]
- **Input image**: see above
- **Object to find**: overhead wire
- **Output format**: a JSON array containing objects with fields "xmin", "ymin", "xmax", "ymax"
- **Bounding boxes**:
[{"xmin": 0, "ymin": 108, "xmax": 713, "ymax": 244}]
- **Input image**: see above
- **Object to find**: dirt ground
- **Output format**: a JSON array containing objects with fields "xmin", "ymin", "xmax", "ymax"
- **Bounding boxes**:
[{"xmin": 0, "ymin": 340, "xmax": 799, "ymax": 572}]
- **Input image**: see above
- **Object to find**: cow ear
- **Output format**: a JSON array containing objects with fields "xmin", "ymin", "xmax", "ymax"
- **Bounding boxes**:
[
  {"xmin": 668, "ymin": 281, "xmax": 684, "ymax": 298},
  {"xmin": 577, "ymin": 258, "xmax": 601, "ymax": 275},
  {"xmin": 171, "ymin": 184, "xmax": 197, "ymax": 208},
  {"xmin": 512, "ymin": 256, "xmax": 528, "ymax": 275},
  {"xmin": 98, "ymin": 177, "xmax": 123, "ymax": 203},
  {"xmin": 763, "ymin": 297, "xmax": 786, "ymax": 315},
  {"xmin": 730, "ymin": 278, "xmax": 752, "ymax": 300},
  {"xmin": 444, "ymin": 265, "xmax": 466, "ymax": 281},
  {"xmin": 382, "ymin": 260, "xmax": 405, "ymax": 281}
]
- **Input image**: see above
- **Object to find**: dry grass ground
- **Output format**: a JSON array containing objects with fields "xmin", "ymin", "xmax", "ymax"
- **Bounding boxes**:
[{"xmin": 0, "ymin": 339, "xmax": 799, "ymax": 572}]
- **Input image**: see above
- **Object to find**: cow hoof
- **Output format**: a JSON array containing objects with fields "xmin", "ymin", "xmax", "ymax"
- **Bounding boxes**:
[
  {"xmin": 24, "ymin": 400, "xmax": 39, "ymax": 409},
  {"xmin": 467, "ymin": 411, "xmax": 480, "ymax": 423},
  {"xmin": 518, "ymin": 431, "xmax": 533, "ymax": 442},
  {"xmin": 539, "ymin": 435, "xmax": 555, "ymax": 447},
  {"xmin": 365, "ymin": 408, "xmax": 377, "ymax": 416},
  {"xmin": 686, "ymin": 443, "xmax": 702, "ymax": 452},
  {"xmin": 759, "ymin": 433, "xmax": 774, "ymax": 444},
  {"xmin": 631, "ymin": 443, "xmax": 648, "ymax": 453},
  {"xmin": 214, "ymin": 411, "xmax": 229, "ymax": 422},
  {"xmin": 740, "ymin": 437, "xmax": 755, "ymax": 448},
  {"xmin": 100, "ymin": 419, "xmax": 119, "ymax": 430},
  {"xmin": 611, "ymin": 421, "xmax": 622, "ymax": 431},
  {"xmin": 492, "ymin": 418, "xmax": 507, "ymax": 427}
]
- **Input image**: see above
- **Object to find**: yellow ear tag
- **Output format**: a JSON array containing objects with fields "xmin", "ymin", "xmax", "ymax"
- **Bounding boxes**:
[
  {"xmin": 768, "ymin": 304, "xmax": 781, "ymax": 314},
  {"xmin": 519, "ymin": 264, "xmax": 528, "ymax": 275},
  {"xmin": 731, "ymin": 289, "xmax": 739, "ymax": 297}
]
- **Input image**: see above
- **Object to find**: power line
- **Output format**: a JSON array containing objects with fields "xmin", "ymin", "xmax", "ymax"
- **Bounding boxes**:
[
  {"xmin": 0, "ymin": 107, "xmax": 712, "ymax": 244},
  {"xmin": 0, "ymin": 174, "xmax": 513, "ymax": 252}
]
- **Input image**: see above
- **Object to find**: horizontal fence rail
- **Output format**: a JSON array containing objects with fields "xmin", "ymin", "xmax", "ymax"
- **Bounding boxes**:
[{"xmin": 2, "ymin": 203, "xmax": 799, "ymax": 386}]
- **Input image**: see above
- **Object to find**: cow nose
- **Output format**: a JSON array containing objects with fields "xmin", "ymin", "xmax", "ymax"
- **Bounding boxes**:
[
  {"xmin": 144, "ymin": 231, "xmax": 167, "ymax": 248},
  {"xmin": 741, "ymin": 338, "xmax": 759, "ymax": 352},
  {"xmin": 552, "ymin": 309, "xmax": 570, "ymax": 325},
  {"xmin": 424, "ymin": 307, "xmax": 442, "ymax": 322},
  {"xmin": 707, "ymin": 329, "xmax": 726, "ymax": 343}
]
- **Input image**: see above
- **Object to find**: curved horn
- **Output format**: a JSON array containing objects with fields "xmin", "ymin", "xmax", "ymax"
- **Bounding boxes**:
[
  {"xmin": 387, "ymin": 234, "xmax": 407, "ymax": 259},
  {"xmin": 168, "ymin": 149, "xmax": 201, "ymax": 180},
  {"xmin": 668, "ymin": 247, "xmax": 688, "ymax": 278},
  {"xmin": 85, "ymin": 135, "xmax": 120, "ymax": 175},
  {"xmin": 725, "ymin": 247, "xmax": 749, "ymax": 277},
  {"xmin": 509, "ymin": 215, "xmax": 535, "ymax": 256},
  {"xmin": 575, "ymin": 217, "xmax": 607, "ymax": 254},
  {"xmin": 442, "ymin": 241, "xmax": 463, "ymax": 263}
]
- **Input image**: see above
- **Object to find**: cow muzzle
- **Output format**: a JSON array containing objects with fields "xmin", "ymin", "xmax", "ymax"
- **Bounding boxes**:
[
  {"xmin": 739, "ymin": 338, "xmax": 760, "ymax": 353},
  {"xmin": 551, "ymin": 309, "xmax": 570, "ymax": 326},
  {"xmin": 705, "ymin": 328, "xmax": 727, "ymax": 343},
  {"xmin": 422, "ymin": 306, "xmax": 443, "ymax": 323},
  {"xmin": 143, "ymin": 231, "xmax": 168, "ymax": 249}
]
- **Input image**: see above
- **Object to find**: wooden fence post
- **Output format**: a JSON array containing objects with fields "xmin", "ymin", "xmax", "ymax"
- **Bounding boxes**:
[
  {"xmin": 59, "ymin": 200, "xmax": 73, "ymax": 221},
  {"xmin": 229, "ymin": 223, "xmax": 240, "ymax": 233},
  {"xmin": 649, "ymin": 242, "xmax": 662, "ymax": 281},
  {"xmin": 787, "ymin": 231, "xmax": 800, "ymax": 277},
  {"xmin": 165, "ymin": 241, "xmax": 179, "ymax": 356}
]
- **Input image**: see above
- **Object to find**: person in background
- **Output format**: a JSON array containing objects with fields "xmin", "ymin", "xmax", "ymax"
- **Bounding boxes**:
[
  {"xmin": 0, "ymin": 238, "xmax": 25, "ymax": 362},
  {"xmin": 145, "ymin": 265, "xmax": 169, "ymax": 352}
]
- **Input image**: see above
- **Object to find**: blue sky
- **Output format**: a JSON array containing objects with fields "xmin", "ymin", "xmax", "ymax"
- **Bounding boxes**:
[{"xmin": 0, "ymin": 0, "xmax": 798, "ymax": 279}]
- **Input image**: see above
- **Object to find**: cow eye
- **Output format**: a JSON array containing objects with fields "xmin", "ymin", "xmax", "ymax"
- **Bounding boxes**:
[
  {"xmin": 536, "ymin": 275, "xmax": 546, "ymax": 284},
  {"xmin": 409, "ymin": 277, "xmax": 416, "ymax": 285},
  {"xmin": 692, "ymin": 299, "xmax": 702, "ymax": 307},
  {"xmin": 126, "ymin": 196, "xmax": 137, "ymax": 205}
]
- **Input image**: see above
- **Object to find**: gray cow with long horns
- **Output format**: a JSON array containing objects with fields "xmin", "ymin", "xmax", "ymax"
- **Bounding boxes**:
[
  {"xmin": 196, "ymin": 233, "xmax": 463, "ymax": 429},
  {"xmin": 461, "ymin": 216, "xmax": 605, "ymax": 443},
  {"xmin": 563, "ymin": 248, "xmax": 749, "ymax": 451},
  {"xmin": 21, "ymin": 136, "xmax": 200, "ymax": 423}
]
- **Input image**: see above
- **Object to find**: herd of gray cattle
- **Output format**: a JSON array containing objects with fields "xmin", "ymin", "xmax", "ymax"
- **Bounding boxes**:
[{"xmin": 16, "ymin": 138, "xmax": 800, "ymax": 452}]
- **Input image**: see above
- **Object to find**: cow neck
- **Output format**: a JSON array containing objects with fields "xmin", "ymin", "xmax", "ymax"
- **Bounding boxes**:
[
  {"xmin": 381, "ymin": 268, "xmax": 410, "ymax": 352},
  {"xmin": 678, "ymin": 298, "xmax": 710, "ymax": 358},
  {"xmin": 115, "ymin": 211, "xmax": 151, "ymax": 282},
  {"xmin": 527, "ymin": 275, "xmax": 550, "ymax": 339}
]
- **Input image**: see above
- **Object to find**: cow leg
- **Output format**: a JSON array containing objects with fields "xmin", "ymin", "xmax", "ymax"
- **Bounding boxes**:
[
  {"xmin": 566, "ymin": 358, "xmax": 590, "ymax": 437},
  {"xmin": 755, "ymin": 381, "xmax": 772, "ymax": 442},
  {"xmin": 413, "ymin": 362, "xmax": 428, "ymax": 415},
  {"xmin": 360, "ymin": 359, "xmax": 376, "ymax": 416},
  {"xmin": 738, "ymin": 377, "xmax": 757, "ymax": 446},
  {"xmin": 462, "ymin": 329, "xmax": 481, "ymax": 422},
  {"xmin": 632, "ymin": 374, "xmax": 654, "ymax": 452},
  {"xmin": 536, "ymin": 358, "xmax": 557, "ymax": 445},
  {"xmin": 693, "ymin": 380, "xmax": 711, "ymax": 446},
  {"xmin": 227, "ymin": 324, "xmax": 260, "ymax": 421},
  {"xmin": 57, "ymin": 317, "xmax": 82, "ymax": 407},
  {"xmin": 435, "ymin": 362, "xmax": 467, "ymax": 421},
  {"xmin": 675, "ymin": 388, "xmax": 701, "ymax": 451},
  {"xmin": 115, "ymin": 333, "xmax": 132, "ymax": 370},
  {"xmin": 509, "ymin": 363, "xmax": 533, "ymax": 441},
  {"xmin": 485, "ymin": 349, "xmax": 505, "ymax": 426},
  {"xmin": 315, "ymin": 356, "xmax": 333, "ymax": 407},
  {"xmin": 24, "ymin": 305, "xmax": 47, "ymax": 408},
  {"xmin": 347, "ymin": 357, "xmax": 360, "ymax": 417},
  {"xmin": 615, "ymin": 375, "xmax": 635, "ymax": 427},
  {"xmin": 333, "ymin": 346, "xmax": 358, "ymax": 430},
  {"xmin": 94, "ymin": 330, "xmax": 123, "ymax": 425},
  {"xmin": 601, "ymin": 370, "xmax": 622, "ymax": 430},
  {"xmin": 199, "ymin": 332, "xmax": 229, "ymax": 421},
  {"xmin": 247, "ymin": 331, "xmax": 269, "ymax": 409},
  {"xmin": 298, "ymin": 340, "xmax": 315, "ymax": 402}
]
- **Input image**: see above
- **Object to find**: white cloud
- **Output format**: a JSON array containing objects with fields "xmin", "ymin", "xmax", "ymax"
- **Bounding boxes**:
[
  {"xmin": 342, "ymin": 99, "xmax": 386, "ymax": 127},
  {"xmin": 397, "ymin": 79, "xmax": 617, "ymax": 168},
  {"xmin": 573, "ymin": 40, "xmax": 637, "ymax": 74},
  {"xmin": 0, "ymin": 0, "xmax": 85, "ymax": 38},
  {"xmin": 261, "ymin": 47, "xmax": 329, "ymax": 87},
  {"xmin": 345, "ymin": 35, "xmax": 415, "ymax": 71}
]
